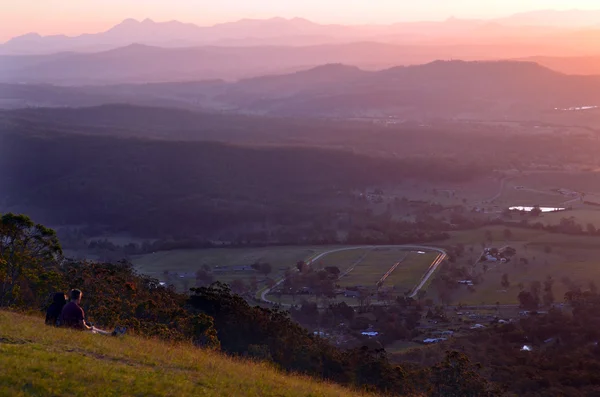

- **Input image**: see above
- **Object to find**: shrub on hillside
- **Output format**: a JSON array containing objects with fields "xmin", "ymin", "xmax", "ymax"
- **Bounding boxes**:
[
  {"xmin": 0, "ymin": 213, "xmax": 63, "ymax": 308},
  {"xmin": 62, "ymin": 260, "xmax": 219, "ymax": 348}
]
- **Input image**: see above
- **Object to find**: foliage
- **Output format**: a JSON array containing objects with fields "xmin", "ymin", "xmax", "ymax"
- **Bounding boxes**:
[
  {"xmin": 399, "ymin": 286, "xmax": 600, "ymax": 396},
  {"xmin": 188, "ymin": 283, "xmax": 433, "ymax": 395},
  {"xmin": 0, "ymin": 213, "xmax": 63, "ymax": 307},
  {"xmin": 1, "ymin": 124, "xmax": 484, "ymax": 244},
  {"xmin": 5, "ymin": 215, "xmax": 500, "ymax": 394},
  {"xmin": 61, "ymin": 260, "xmax": 219, "ymax": 348},
  {"xmin": 429, "ymin": 351, "xmax": 498, "ymax": 397}
]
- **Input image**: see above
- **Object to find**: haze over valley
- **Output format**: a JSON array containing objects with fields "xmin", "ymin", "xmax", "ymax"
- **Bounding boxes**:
[{"xmin": 5, "ymin": 4, "xmax": 600, "ymax": 396}]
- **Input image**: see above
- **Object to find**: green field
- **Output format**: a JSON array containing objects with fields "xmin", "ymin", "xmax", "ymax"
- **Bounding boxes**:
[
  {"xmin": 384, "ymin": 252, "xmax": 439, "ymax": 291},
  {"xmin": 450, "ymin": 248, "xmax": 600, "ymax": 305},
  {"xmin": 494, "ymin": 186, "xmax": 567, "ymax": 207},
  {"xmin": 261, "ymin": 246, "xmax": 443, "ymax": 306},
  {"xmin": 385, "ymin": 176, "xmax": 501, "ymax": 206},
  {"xmin": 511, "ymin": 172, "xmax": 600, "ymax": 194},
  {"xmin": 0, "ymin": 311, "xmax": 366, "ymax": 397},
  {"xmin": 431, "ymin": 226, "xmax": 600, "ymax": 305},
  {"xmin": 312, "ymin": 249, "xmax": 369, "ymax": 271},
  {"xmin": 538, "ymin": 207, "xmax": 600, "ymax": 228},
  {"xmin": 311, "ymin": 247, "xmax": 439, "ymax": 291},
  {"xmin": 132, "ymin": 245, "xmax": 341, "ymax": 290},
  {"xmin": 484, "ymin": 171, "xmax": 600, "ymax": 209},
  {"xmin": 337, "ymin": 248, "xmax": 410, "ymax": 288},
  {"xmin": 439, "ymin": 225, "xmax": 546, "ymax": 246}
]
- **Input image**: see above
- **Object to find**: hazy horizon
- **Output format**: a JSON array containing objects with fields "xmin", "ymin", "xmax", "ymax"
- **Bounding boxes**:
[{"xmin": 3, "ymin": 1, "xmax": 600, "ymax": 42}]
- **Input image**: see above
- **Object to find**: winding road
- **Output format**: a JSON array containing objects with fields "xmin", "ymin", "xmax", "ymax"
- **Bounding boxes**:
[
  {"xmin": 485, "ymin": 176, "xmax": 510, "ymax": 204},
  {"xmin": 259, "ymin": 245, "xmax": 447, "ymax": 307}
]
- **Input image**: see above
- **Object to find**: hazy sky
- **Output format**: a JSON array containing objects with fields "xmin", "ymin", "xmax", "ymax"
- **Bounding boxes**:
[{"xmin": 1, "ymin": 0, "xmax": 600, "ymax": 41}]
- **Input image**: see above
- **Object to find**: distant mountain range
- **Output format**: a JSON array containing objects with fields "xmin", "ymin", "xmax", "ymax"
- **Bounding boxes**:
[
  {"xmin": 2, "ymin": 40, "xmax": 598, "ymax": 86},
  {"xmin": 1, "ymin": 17, "xmax": 363, "ymax": 54},
  {"xmin": 3, "ymin": 60, "xmax": 600, "ymax": 120},
  {"xmin": 3, "ymin": 10, "xmax": 600, "ymax": 55}
]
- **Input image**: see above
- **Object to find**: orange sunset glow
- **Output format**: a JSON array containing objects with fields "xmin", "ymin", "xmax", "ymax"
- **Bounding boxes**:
[{"xmin": 4, "ymin": 1, "xmax": 600, "ymax": 396}]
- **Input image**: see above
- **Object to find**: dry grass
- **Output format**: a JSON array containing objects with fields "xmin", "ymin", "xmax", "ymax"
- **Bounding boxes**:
[{"xmin": 0, "ymin": 311, "xmax": 370, "ymax": 397}]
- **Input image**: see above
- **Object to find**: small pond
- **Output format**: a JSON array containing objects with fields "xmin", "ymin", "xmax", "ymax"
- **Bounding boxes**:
[{"xmin": 509, "ymin": 206, "xmax": 565, "ymax": 213}]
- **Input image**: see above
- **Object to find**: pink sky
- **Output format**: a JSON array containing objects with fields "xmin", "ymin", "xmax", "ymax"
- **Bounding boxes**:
[{"xmin": 2, "ymin": 0, "xmax": 600, "ymax": 41}]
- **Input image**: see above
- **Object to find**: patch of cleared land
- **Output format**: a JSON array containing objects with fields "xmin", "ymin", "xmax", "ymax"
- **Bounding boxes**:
[
  {"xmin": 312, "ymin": 249, "xmax": 369, "ymax": 271},
  {"xmin": 511, "ymin": 172, "xmax": 600, "ymax": 194},
  {"xmin": 537, "ymin": 207, "xmax": 600, "ymax": 228},
  {"xmin": 132, "ymin": 245, "xmax": 341, "ymax": 290},
  {"xmin": 430, "ymin": 226, "xmax": 600, "ymax": 305},
  {"xmin": 337, "ymin": 248, "xmax": 411, "ymax": 288},
  {"xmin": 272, "ymin": 247, "xmax": 444, "ymax": 306},
  {"xmin": 384, "ymin": 251, "xmax": 440, "ymax": 292},
  {"xmin": 494, "ymin": 186, "xmax": 568, "ymax": 207},
  {"xmin": 385, "ymin": 176, "xmax": 502, "ymax": 206},
  {"xmin": 314, "ymin": 247, "xmax": 440, "ymax": 292}
]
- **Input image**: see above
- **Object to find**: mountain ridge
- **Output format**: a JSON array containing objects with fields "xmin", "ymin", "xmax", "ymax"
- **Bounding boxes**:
[
  {"xmin": 1, "ymin": 17, "xmax": 359, "ymax": 54},
  {"xmin": 4, "ymin": 10, "xmax": 600, "ymax": 55},
  {"xmin": 3, "ymin": 59, "xmax": 599, "ymax": 119},
  {"xmin": 1, "ymin": 41, "xmax": 593, "ymax": 86}
]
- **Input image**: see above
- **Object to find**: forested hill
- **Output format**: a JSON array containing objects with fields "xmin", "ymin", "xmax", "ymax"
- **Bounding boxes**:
[
  {"xmin": 3, "ymin": 104, "xmax": 597, "ymax": 169},
  {"xmin": 0, "ymin": 129, "xmax": 485, "ymax": 239}
]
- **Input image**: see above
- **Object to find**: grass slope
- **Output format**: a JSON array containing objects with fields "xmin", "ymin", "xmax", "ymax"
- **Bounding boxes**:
[{"xmin": 0, "ymin": 311, "xmax": 368, "ymax": 397}]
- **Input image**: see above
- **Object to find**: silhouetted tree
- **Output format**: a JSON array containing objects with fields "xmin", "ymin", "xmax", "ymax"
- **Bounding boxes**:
[
  {"xmin": 543, "ymin": 276, "xmax": 554, "ymax": 306},
  {"xmin": 259, "ymin": 263, "xmax": 272, "ymax": 276},
  {"xmin": 501, "ymin": 273, "xmax": 510, "ymax": 289},
  {"xmin": 0, "ymin": 213, "xmax": 62, "ymax": 307},
  {"xmin": 430, "ymin": 351, "xmax": 498, "ymax": 396}
]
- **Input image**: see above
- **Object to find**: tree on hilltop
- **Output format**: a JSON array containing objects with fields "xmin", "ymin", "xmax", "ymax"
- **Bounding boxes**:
[{"xmin": 0, "ymin": 213, "xmax": 62, "ymax": 307}]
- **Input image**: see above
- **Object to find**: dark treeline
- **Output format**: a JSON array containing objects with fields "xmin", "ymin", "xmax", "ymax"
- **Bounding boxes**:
[
  {"xmin": 4, "ymin": 104, "xmax": 600, "ymax": 169},
  {"xmin": 0, "ymin": 127, "xmax": 484, "ymax": 241}
]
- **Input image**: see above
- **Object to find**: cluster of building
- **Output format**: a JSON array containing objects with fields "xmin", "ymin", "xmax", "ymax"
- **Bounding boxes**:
[
  {"xmin": 423, "ymin": 337, "xmax": 447, "ymax": 344},
  {"xmin": 482, "ymin": 247, "xmax": 515, "ymax": 263}
]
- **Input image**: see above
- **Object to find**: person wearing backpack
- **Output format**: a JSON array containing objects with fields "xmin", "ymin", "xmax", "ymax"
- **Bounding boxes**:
[{"xmin": 45, "ymin": 292, "xmax": 67, "ymax": 326}]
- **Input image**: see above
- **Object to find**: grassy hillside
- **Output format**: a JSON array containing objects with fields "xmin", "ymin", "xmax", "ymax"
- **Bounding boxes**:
[{"xmin": 0, "ymin": 311, "xmax": 369, "ymax": 397}]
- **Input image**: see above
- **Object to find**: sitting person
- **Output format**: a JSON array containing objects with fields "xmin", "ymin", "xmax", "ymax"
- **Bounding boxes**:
[
  {"xmin": 59, "ymin": 289, "xmax": 126, "ymax": 336},
  {"xmin": 45, "ymin": 292, "xmax": 67, "ymax": 326},
  {"xmin": 60, "ymin": 289, "xmax": 91, "ymax": 330}
]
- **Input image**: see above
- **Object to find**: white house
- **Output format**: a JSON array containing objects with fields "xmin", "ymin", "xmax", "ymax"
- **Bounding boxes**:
[{"xmin": 423, "ymin": 338, "xmax": 447, "ymax": 344}]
